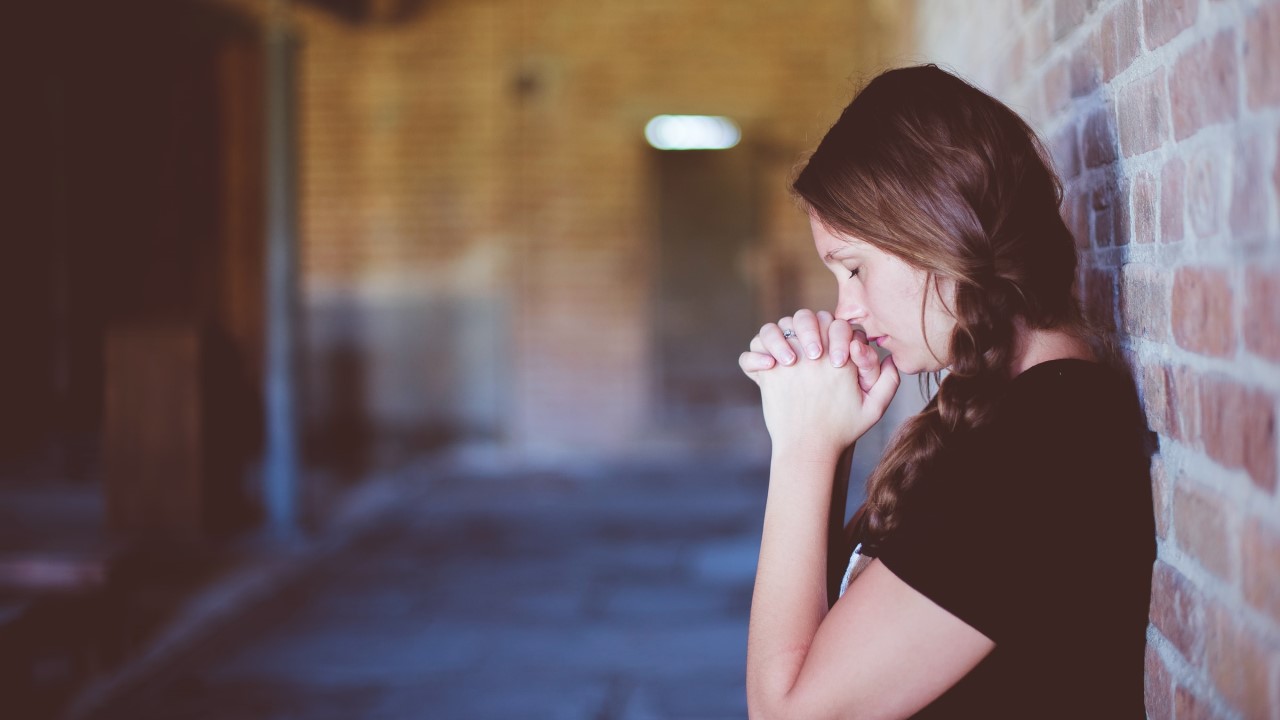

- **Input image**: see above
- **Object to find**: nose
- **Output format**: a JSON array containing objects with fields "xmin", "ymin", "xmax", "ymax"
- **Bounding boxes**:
[{"xmin": 835, "ymin": 283, "xmax": 866, "ymax": 323}]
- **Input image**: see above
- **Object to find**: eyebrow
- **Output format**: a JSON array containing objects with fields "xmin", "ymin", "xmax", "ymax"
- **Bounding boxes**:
[{"xmin": 824, "ymin": 248, "xmax": 855, "ymax": 262}]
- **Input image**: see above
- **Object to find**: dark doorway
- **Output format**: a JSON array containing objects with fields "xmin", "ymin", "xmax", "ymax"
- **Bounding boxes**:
[{"xmin": 651, "ymin": 147, "xmax": 760, "ymax": 420}]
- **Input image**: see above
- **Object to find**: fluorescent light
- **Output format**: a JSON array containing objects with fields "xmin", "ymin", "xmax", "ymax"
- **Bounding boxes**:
[{"xmin": 644, "ymin": 115, "xmax": 741, "ymax": 150}]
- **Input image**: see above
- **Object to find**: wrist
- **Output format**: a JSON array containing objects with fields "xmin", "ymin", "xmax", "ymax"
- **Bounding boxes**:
[{"xmin": 769, "ymin": 440, "xmax": 848, "ymax": 468}]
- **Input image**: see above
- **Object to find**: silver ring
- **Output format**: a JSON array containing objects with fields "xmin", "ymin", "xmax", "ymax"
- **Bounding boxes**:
[{"xmin": 782, "ymin": 328, "xmax": 797, "ymax": 339}]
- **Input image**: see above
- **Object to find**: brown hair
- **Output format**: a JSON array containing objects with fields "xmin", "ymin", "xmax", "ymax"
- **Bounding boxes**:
[{"xmin": 792, "ymin": 65, "xmax": 1108, "ymax": 547}]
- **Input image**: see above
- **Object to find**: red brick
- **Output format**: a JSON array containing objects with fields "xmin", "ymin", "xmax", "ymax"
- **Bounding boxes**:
[
  {"xmin": 1186, "ymin": 146, "xmax": 1224, "ymax": 238},
  {"xmin": 1243, "ymin": 267, "xmax": 1280, "ymax": 362},
  {"xmin": 1121, "ymin": 263, "xmax": 1170, "ymax": 341},
  {"xmin": 1174, "ymin": 686, "xmax": 1223, "ymax": 720},
  {"xmin": 1055, "ymin": 0, "xmax": 1092, "ymax": 41},
  {"xmin": 1204, "ymin": 599, "xmax": 1274, "ymax": 720},
  {"xmin": 1171, "ymin": 266, "xmax": 1234, "ymax": 356},
  {"xmin": 1070, "ymin": 31, "xmax": 1103, "ymax": 98},
  {"xmin": 1145, "ymin": 644, "xmax": 1174, "ymax": 719},
  {"xmin": 1101, "ymin": 0, "xmax": 1141, "ymax": 81},
  {"xmin": 1168, "ymin": 364, "xmax": 1201, "ymax": 444},
  {"xmin": 1142, "ymin": 364, "xmax": 1171, "ymax": 437},
  {"xmin": 1085, "ymin": 266, "xmax": 1117, "ymax": 330},
  {"xmin": 1161, "ymin": 157, "xmax": 1186, "ymax": 243},
  {"xmin": 1117, "ymin": 67, "xmax": 1169, "ymax": 158},
  {"xmin": 1243, "ymin": 517, "xmax": 1280, "ymax": 624},
  {"xmin": 1083, "ymin": 105, "xmax": 1119, "ymax": 168},
  {"xmin": 1051, "ymin": 124, "xmax": 1080, "ymax": 179},
  {"xmin": 1150, "ymin": 561, "xmax": 1205, "ymax": 662},
  {"xmin": 1198, "ymin": 376, "xmax": 1277, "ymax": 491},
  {"xmin": 1151, "ymin": 454, "xmax": 1170, "ymax": 539},
  {"xmin": 1170, "ymin": 31, "xmax": 1240, "ymax": 140},
  {"xmin": 1172, "ymin": 481, "xmax": 1232, "ymax": 579},
  {"xmin": 1025, "ymin": 10, "xmax": 1052, "ymax": 63},
  {"xmin": 1275, "ymin": 126, "xmax": 1280, "ymax": 208},
  {"xmin": 1144, "ymin": 0, "xmax": 1199, "ymax": 50},
  {"xmin": 1230, "ymin": 133, "xmax": 1270, "ymax": 243},
  {"xmin": 1094, "ymin": 174, "xmax": 1130, "ymax": 247},
  {"xmin": 1245, "ymin": 3, "xmax": 1280, "ymax": 110},
  {"xmin": 1044, "ymin": 58, "xmax": 1071, "ymax": 116},
  {"xmin": 1132, "ymin": 172, "xmax": 1157, "ymax": 244}
]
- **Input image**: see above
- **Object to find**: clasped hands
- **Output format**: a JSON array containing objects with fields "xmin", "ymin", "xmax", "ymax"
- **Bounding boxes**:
[{"xmin": 739, "ymin": 309, "xmax": 900, "ymax": 455}]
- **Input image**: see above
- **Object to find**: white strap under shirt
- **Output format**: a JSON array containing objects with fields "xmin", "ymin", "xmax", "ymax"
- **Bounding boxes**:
[{"xmin": 838, "ymin": 543, "xmax": 875, "ymax": 599}]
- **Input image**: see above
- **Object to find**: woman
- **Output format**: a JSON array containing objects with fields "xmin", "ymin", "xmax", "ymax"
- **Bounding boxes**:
[{"xmin": 738, "ymin": 65, "xmax": 1155, "ymax": 719}]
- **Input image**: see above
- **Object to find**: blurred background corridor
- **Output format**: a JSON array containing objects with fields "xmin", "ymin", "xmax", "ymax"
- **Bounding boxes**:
[{"xmin": 3, "ymin": 0, "xmax": 1278, "ymax": 717}]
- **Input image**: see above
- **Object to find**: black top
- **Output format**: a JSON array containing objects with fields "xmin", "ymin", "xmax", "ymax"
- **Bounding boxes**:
[{"xmin": 866, "ymin": 358, "xmax": 1156, "ymax": 719}]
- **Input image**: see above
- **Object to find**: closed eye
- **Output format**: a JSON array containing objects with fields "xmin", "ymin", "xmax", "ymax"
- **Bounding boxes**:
[{"xmin": 848, "ymin": 268, "xmax": 861, "ymax": 279}]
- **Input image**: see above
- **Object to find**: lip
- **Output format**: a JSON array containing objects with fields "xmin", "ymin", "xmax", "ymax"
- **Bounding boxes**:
[{"xmin": 870, "ymin": 335, "xmax": 888, "ymax": 346}]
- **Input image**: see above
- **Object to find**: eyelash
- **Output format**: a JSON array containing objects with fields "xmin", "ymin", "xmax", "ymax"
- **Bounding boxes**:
[{"xmin": 848, "ymin": 268, "xmax": 861, "ymax": 279}]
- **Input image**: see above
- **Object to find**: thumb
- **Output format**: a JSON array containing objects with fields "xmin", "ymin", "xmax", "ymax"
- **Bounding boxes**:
[{"xmin": 862, "ymin": 354, "xmax": 900, "ymax": 417}]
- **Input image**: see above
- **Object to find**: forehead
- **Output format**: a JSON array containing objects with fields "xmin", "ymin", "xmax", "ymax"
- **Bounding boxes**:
[{"xmin": 808, "ymin": 215, "xmax": 873, "ymax": 259}]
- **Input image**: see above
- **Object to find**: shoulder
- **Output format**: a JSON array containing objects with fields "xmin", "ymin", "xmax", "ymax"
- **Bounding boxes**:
[
  {"xmin": 1002, "ymin": 357, "xmax": 1134, "ymax": 416},
  {"xmin": 987, "ymin": 358, "xmax": 1147, "ymax": 454}
]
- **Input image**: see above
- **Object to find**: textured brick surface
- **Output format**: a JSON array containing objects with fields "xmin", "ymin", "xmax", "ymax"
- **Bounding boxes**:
[
  {"xmin": 1171, "ymin": 267, "xmax": 1235, "ymax": 357},
  {"xmin": 1100, "ymin": 0, "xmax": 1141, "ymax": 82},
  {"xmin": 1244, "ymin": 517, "xmax": 1280, "ymax": 624},
  {"xmin": 1144, "ymin": 644, "xmax": 1173, "ymax": 719},
  {"xmin": 1144, "ymin": 0, "xmax": 1199, "ymax": 50},
  {"xmin": 1169, "ymin": 31, "xmax": 1240, "ymax": 141},
  {"xmin": 1204, "ymin": 600, "xmax": 1274, "ymax": 720},
  {"xmin": 1120, "ymin": 263, "xmax": 1169, "ymax": 341},
  {"xmin": 1150, "ymin": 561, "xmax": 1203, "ymax": 662},
  {"xmin": 1186, "ymin": 146, "xmax": 1225, "ymax": 239},
  {"xmin": 1198, "ymin": 376, "xmax": 1277, "ymax": 492},
  {"xmin": 1175, "ymin": 686, "xmax": 1223, "ymax": 720},
  {"xmin": 1131, "ymin": 171, "xmax": 1157, "ymax": 244},
  {"xmin": 1116, "ymin": 67, "xmax": 1169, "ymax": 158},
  {"xmin": 1231, "ymin": 133, "xmax": 1271, "ymax": 242},
  {"xmin": 1244, "ymin": 267, "xmax": 1280, "ymax": 361},
  {"xmin": 1171, "ymin": 481, "xmax": 1232, "ymax": 579},
  {"xmin": 1245, "ymin": 2, "xmax": 1280, "ymax": 110},
  {"xmin": 1161, "ymin": 157, "xmax": 1186, "ymax": 243}
]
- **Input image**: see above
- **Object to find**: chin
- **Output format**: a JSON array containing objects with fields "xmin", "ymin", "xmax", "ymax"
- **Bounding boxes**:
[{"xmin": 891, "ymin": 354, "xmax": 945, "ymax": 377}]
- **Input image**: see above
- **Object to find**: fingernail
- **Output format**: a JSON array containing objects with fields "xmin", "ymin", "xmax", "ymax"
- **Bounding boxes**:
[
  {"xmin": 784, "ymin": 352, "xmax": 796, "ymax": 365},
  {"xmin": 806, "ymin": 343, "xmax": 821, "ymax": 359}
]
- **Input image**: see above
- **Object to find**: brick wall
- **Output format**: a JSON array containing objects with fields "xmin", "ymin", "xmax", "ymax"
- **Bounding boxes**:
[
  {"xmin": 279, "ymin": 0, "xmax": 914, "ymax": 458},
  {"xmin": 916, "ymin": 0, "xmax": 1280, "ymax": 717}
]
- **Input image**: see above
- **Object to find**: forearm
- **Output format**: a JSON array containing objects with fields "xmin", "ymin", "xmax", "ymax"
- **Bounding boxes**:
[
  {"xmin": 747, "ymin": 443, "xmax": 846, "ymax": 718},
  {"xmin": 826, "ymin": 446, "xmax": 855, "ymax": 605}
]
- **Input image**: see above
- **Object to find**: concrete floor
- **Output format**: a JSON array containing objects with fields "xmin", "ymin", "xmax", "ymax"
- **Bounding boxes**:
[{"xmin": 83, "ymin": 456, "xmax": 772, "ymax": 720}]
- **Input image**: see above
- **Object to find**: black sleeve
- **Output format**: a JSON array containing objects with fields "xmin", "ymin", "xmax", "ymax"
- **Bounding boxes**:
[{"xmin": 872, "ymin": 368, "xmax": 1148, "ymax": 645}]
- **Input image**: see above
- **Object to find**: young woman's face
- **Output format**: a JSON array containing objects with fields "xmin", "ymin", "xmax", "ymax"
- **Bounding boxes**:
[{"xmin": 810, "ymin": 214, "xmax": 957, "ymax": 375}]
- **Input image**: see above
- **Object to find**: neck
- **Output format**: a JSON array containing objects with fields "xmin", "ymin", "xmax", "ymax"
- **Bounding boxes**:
[{"xmin": 1009, "ymin": 317, "xmax": 1096, "ymax": 377}]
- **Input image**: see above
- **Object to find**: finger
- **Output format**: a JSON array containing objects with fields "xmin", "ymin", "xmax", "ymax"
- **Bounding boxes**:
[
  {"xmin": 863, "ymin": 354, "xmax": 901, "ymax": 417},
  {"xmin": 791, "ymin": 309, "xmax": 823, "ymax": 360},
  {"xmin": 827, "ymin": 318, "xmax": 852, "ymax": 367},
  {"xmin": 749, "ymin": 335, "xmax": 765, "ymax": 353},
  {"xmin": 738, "ymin": 350, "xmax": 777, "ymax": 378},
  {"xmin": 850, "ymin": 329, "xmax": 880, "ymax": 392},
  {"xmin": 760, "ymin": 322, "xmax": 798, "ymax": 365}
]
